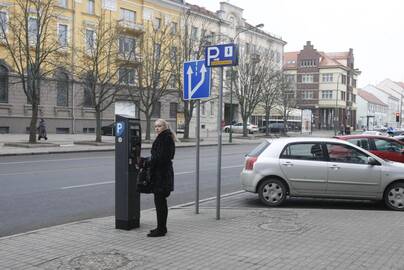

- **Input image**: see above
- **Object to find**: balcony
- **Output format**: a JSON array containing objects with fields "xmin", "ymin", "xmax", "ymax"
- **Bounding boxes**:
[
  {"xmin": 118, "ymin": 21, "xmax": 145, "ymax": 35},
  {"xmin": 117, "ymin": 53, "xmax": 142, "ymax": 66}
]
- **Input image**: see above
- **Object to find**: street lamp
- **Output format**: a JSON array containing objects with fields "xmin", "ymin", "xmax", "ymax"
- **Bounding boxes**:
[
  {"xmin": 229, "ymin": 23, "xmax": 264, "ymax": 143},
  {"xmin": 334, "ymin": 73, "xmax": 340, "ymax": 136}
]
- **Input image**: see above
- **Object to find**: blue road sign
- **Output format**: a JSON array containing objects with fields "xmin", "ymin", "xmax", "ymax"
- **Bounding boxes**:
[
  {"xmin": 116, "ymin": 121, "xmax": 125, "ymax": 137},
  {"xmin": 183, "ymin": 60, "xmax": 211, "ymax": 100},
  {"xmin": 205, "ymin": 43, "xmax": 238, "ymax": 67}
]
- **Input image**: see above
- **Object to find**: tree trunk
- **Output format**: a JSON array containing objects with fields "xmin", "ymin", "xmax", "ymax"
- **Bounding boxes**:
[
  {"xmin": 145, "ymin": 112, "xmax": 152, "ymax": 141},
  {"xmin": 265, "ymin": 109, "xmax": 270, "ymax": 137},
  {"xmin": 29, "ymin": 101, "xmax": 39, "ymax": 143},
  {"xmin": 242, "ymin": 117, "xmax": 248, "ymax": 137},
  {"xmin": 282, "ymin": 111, "xmax": 288, "ymax": 136},
  {"xmin": 95, "ymin": 107, "xmax": 102, "ymax": 142},
  {"xmin": 183, "ymin": 100, "xmax": 193, "ymax": 139}
]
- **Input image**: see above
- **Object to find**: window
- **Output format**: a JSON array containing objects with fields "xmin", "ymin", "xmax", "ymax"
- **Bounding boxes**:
[
  {"xmin": 210, "ymin": 101, "xmax": 214, "ymax": 115},
  {"xmin": 302, "ymin": 90, "xmax": 314, "ymax": 100},
  {"xmin": 0, "ymin": 127, "xmax": 9, "ymax": 134},
  {"xmin": 118, "ymin": 67, "xmax": 135, "ymax": 85},
  {"xmin": 280, "ymin": 143, "xmax": 325, "ymax": 161},
  {"xmin": 56, "ymin": 127, "xmax": 70, "ymax": 134},
  {"xmin": 341, "ymin": 91, "xmax": 345, "ymax": 101},
  {"xmin": 326, "ymin": 143, "xmax": 369, "ymax": 164},
  {"xmin": 87, "ymin": 0, "xmax": 95, "ymax": 14},
  {"xmin": 191, "ymin": 26, "xmax": 198, "ymax": 40},
  {"xmin": 85, "ymin": 29, "xmax": 95, "ymax": 52},
  {"xmin": 301, "ymin": 74, "xmax": 314, "ymax": 83},
  {"xmin": 58, "ymin": 24, "xmax": 68, "ymax": 47},
  {"xmin": 352, "ymin": 94, "xmax": 356, "ymax": 103},
  {"xmin": 347, "ymin": 138, "xmax": 370, "ymax": 150},
  {"xmin": 170, "ymin": 22, "xmax": 177, "ymax": 35},
  {"xmin": 0, "ymin": 11, "xmax": 8, "ymax": 39},
  {"xmin": 341, "ymin": 75, "xmax": 347, "ymax": 84},
  {"xmin": 286, "ymin": 75, "xmax": 295, "ymax": 83},
  {"xmin": 321, "ymin": 90, "xmax": 333, "ymax": 99},
  {"xmin": 300, "ymin": 59, "xmax": 316, "ymax": 67},
  {"xmin": 59, "ymin": 0, "xmax": 68, "ymax": 8},
  {"xmin": 83, "ymin": 127, "xmax": 95, "ymax": 133},
  {"xmin": 0, "ymin": 65, "xmax": 8, "ymax": 103},
  {"xmin": 120, "ymin": 8, "xmax": 136, "ymax": 23},
  {"xmin": 151, "ymin": 101, "xmax": 161, "ymax": 118},
  {"xmin": 119, "ymin": 36, "xmax": 135, "ymax": 58},
  {"xmin": 374, "ymin": 139, "xmax": 403, "ymax": 152},
  {"xmin": 169, "ymin": 102, "xmax": 177, "ymax": 118},
  {"xmin": 322, "ymin": 73, "xmax": 333, "ymax": 82},
  {"xmin": 28, "ymin": 17, "xmax": 38, "ymax": 44},
  {"xmin": 170, "ymin": 47, "xmax": 177, "ymax": 63},
  {"xmin": 276, "ymin": 51, "xmax": 281, "ymax": 63},
  {"xmin": 83, "ymin": 74, "xmax": 94, "ymax": 107},
  {"xmin": 56, "ymin": 71, "xmax": 69, "ymax": 106},
  {"xmin": 154, "ymin": 17, "xmax": 161, "ymax": 30}
]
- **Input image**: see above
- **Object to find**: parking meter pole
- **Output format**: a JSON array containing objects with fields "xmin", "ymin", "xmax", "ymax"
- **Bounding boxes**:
[
  {"xmin": 195, "ymin": 100, "xmax": 200, "ymax": 214},
  {"xmin": 229, "ymin": 67, "xmax": 233, "ymax": 143},
  {"xmin": 217, "ymin": 67, "xmax": 224, "ymax": 220},
  {"xmin": 115, "ymin": 115, "xmax": 141, "ymax": 230}
]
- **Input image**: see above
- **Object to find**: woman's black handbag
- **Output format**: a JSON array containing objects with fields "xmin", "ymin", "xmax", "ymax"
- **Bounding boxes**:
[{"xmin": 137, "ymin": 157, "xmax": 153, "ymax": 193}]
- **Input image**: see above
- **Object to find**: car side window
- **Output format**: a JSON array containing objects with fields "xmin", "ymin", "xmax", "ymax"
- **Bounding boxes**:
[
  {"xmin": 326, "ymin": 143, "xmax": 369, "ymax": 164},
  {"xmin": 280, "ymin": 143, "xmax": 324, "ymax": 161},
  {"xmin": 374, "ymin": 139, "xmax": 403, "ymax": 152},
  {"xmin": 347, "ymin": 138, "xmax": 369, "ymax": 150}
]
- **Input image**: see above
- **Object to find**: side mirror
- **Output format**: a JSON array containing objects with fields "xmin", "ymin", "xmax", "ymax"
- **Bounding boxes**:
[{"xmin": 368, "ymin": 157, "xmax": 380, "ymax": 166}]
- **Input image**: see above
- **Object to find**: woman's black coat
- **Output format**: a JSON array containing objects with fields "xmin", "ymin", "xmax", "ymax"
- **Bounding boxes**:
[{"xmin": 150, "ymin": 129, "xmax": 175, "ymax": 193}]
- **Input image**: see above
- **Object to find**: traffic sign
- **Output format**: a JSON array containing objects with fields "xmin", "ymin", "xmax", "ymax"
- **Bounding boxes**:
[
  {"xmin": 183, "ymin": 60, "xmax": 211, "ymax": 100},
  {"xmin": 205, "ymin": 43, "xmax": 238, "ymax": 67},
  {"xmin": 116, "ymin": 121, "xmax": 125, "ymax": 137}
]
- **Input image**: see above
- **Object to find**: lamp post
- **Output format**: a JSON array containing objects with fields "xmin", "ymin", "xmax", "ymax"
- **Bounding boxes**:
[
  {"xmin": 334, "ymin": 73, "xmax": 340, "ymax": 135},
  {"xmin": 229, "ymin": 23, "xmax": 264, "ymax": 143}
]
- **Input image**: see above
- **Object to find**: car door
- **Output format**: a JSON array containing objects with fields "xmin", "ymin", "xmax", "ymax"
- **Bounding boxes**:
[
  {"xmin": 234, "ymin": 123, "xmax": 243, "ymax": 133},
  {"xmin": 325, "ymin": 143, "xmax": 381, "ymax": 197},
  {"xmin": 371, "ymin": 138, "xmax": 404, "ymax": 163},
  {"xmin": 279, "ymin": 142, "xmax": 328, "ymax": 195}
]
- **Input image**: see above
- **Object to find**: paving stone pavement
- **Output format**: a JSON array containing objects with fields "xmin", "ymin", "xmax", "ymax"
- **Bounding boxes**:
[{"xmin": 1, "ymin": 192, "xmax": 404, "ymax": 270}]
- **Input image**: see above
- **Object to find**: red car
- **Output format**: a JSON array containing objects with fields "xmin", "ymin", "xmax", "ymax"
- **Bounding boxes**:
[{"xmin": 335, "ymin": 135, "xmax": 404, "ymax": 163}]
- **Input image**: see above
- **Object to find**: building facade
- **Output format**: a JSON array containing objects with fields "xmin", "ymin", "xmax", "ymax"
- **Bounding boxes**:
[
  {"xmin": 376, "ymin": 79, "xmax": 404, "ymax": 128},
  {"xmin": 284, "ymin": 41, "xmax": 360, "ymax": 131},
  {"xmin": 356, "ymin": 88, "xmax": 388, "ymax": 130}
]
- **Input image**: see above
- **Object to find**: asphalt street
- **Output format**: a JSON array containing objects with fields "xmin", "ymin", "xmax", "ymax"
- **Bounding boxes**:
[{"xmin": 0, "ymin": 144, "xmax": 258, "ymax": 236}]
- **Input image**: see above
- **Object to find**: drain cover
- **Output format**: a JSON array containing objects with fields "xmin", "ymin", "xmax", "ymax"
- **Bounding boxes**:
[{"xmin": 67, "ymin": 250, "xmax": 130, "ymax": 270}]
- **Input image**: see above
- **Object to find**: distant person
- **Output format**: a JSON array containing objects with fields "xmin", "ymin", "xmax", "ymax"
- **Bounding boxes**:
[
  {"xmin": 339, "ymin": 125, "xmax": 345, "ymax": 135},
  {"xmin": 345, "ymin": 125, "xmax": 351, "ymax": 135},
  {"xmin": 147, "ymin": 119, "xmax": 176, "ymax": 237},
  {"xmin": 37, "ymin": 118, "xmax": 47, "ymax": 140},
  {"xmin": 387, "ymin": 127, "xmax": 395, "ymax": 137}
]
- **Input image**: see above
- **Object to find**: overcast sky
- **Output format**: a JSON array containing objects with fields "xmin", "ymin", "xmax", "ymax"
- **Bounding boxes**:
[{"xmin": 186, "ymin": 0, "xmax": 404, "ymax": 87}]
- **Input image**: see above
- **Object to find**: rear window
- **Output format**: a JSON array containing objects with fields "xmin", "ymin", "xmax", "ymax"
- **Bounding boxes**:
[{"xmin": 247, "ymin": 141, "xmax": 270, "ymax": 157}]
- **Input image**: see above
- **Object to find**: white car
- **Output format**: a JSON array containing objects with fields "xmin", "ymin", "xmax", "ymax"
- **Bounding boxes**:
[
  {"xmin": 362, "ymin": 130, "xmax": 385, "ymax": 136},
  {"xmin": 241, "ymin": 137, "xmax": 404, "ymax": 210},
  {"xmin": 223, "ymin": 122, "xmax": 258, "ymax": 134}
]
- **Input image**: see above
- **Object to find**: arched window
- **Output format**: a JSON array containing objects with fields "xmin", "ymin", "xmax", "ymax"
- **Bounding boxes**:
[
  {"xmin": 83, "ymin": 72, "xmax": 94, "ymax": 107},
  {"xmin": 56, "ymin": 71, "xmax": 69, "ymax": 107},
  {"xmin": 0, "ymin": 65, "xmax": 8, "ymax": 103}
]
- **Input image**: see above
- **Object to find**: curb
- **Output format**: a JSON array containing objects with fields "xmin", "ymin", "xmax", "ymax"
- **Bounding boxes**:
[{"xmin": 0, "ymin": 141, "xmax": 252, "ymax": 157}]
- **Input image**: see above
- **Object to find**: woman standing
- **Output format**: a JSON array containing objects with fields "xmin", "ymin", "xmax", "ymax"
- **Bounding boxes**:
[{"xmin": 148, "ymin": 119, "xmax": 176, "ymax": 237}]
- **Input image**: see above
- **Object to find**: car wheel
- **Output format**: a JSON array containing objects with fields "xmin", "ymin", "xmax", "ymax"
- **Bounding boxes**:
[
  {"xmin": 258, "ymin": 178, "xmax": 286, "ymax": 207},
  {"xmin": 224, "ymin": 128, "xmax": 229, "ymax": 133},
  {"xmin": 384, "ymin": 182, "xmax": 404, "ymax": 211}
]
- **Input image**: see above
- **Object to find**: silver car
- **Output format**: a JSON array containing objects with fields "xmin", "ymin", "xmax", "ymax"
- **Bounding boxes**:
[{"xmin": 241, "ymin": 137, "xmax": 404, "ymax": 210}]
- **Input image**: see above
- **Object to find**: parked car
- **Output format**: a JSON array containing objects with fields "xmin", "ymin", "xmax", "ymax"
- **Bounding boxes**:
[
  {"xmin": 223, "ymin": 122, "xmax": 258, "ymax": 134},
  {"xmin": 335, "ymin": 135, "xmax": 404, "ymax": 163},
  {"xmin": 101, "ymin": 123, "xmax": 115, "ymax": 136},
  {"xmin": 394, "ymin": 135, "xmax": 404, "ymax": 143},
  {"xmin": 259, "ymin": 123, "xmax": 288, "ymax": 133},
  {"xmin": 362, "ymin": 130, "xmax": 385, "ymax": 136},
  {"xmin": 241, "ymin": 137, "xmax": 404, "ymax": 210}
]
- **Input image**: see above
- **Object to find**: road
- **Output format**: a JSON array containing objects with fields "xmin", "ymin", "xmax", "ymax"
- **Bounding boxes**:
[{"xmin": 0, "ymin": 144, "xmax": 258, "ymax": 237}]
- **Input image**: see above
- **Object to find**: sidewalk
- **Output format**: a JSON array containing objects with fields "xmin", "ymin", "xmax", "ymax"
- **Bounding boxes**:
[
  {"xmin": 1, "ymin": 192, "xmax": 404, "ymax": 270},
  {"xmin": 0, "ymin": 130, "xmax": 335, "ymax": 156}
]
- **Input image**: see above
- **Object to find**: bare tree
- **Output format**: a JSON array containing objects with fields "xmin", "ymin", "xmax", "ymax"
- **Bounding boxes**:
[
  {"xmin": 231, "ymin": 48, "xmax": 268, "ymax": 137},
  {"xmin": 259, "ymin": 58, "xmax": 281, "ymax": 137},
  {"xmin": 172, "ymin": 11, "xmax": 215, "ymax": 139},
  {"xmin": 129, "ymin": 20, "xmax": 176, "ymax": 141},
  {"xmin": 75, "ymin": 12, "xmax": 136, "ymax": 142},
  {"xmin": 275, "ymin": 72, "xmax": 296, "ymax": 135},
  {"xmin": 0, "ymin": 0, "xmax": 66, "ymax": 143}
]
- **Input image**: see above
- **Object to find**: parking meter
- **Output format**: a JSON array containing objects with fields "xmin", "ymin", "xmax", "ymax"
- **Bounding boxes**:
[{"xmin": 115, "ymin": 115, "xmax": 141, "ymax": 230}]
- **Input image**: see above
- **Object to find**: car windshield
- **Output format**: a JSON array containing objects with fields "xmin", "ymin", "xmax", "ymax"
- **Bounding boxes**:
[{"xmin": 247, "ymin": 141, "xmax": 270, "ymax": 157}]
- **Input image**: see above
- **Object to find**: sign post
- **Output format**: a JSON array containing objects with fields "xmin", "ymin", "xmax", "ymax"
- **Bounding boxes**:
[
  {"xmin": 205, "ymin": 43, "xmax": 238, "ymax": 220},
  {"xmin": 183, "ymin": 59, "xmax": 211, "ymax": 214}
]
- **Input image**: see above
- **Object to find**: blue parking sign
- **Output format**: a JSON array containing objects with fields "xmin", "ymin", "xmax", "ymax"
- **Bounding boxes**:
[
  {"xmin": 205, "ymin": 43, "xmax": 238, "ymax": 67},
  {"xmin": 183, "ymin": 60, "xmax": 211, "ymax": 100}
]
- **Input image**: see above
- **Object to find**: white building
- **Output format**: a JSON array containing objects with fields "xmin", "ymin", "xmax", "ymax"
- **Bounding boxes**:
[
  {"xmin": 376, "ymin": 79, "xmax": 404, "ymax": 127},
  {"xmin": 356, "ymin": 89, "xmax": 388, "ymax": 130}
]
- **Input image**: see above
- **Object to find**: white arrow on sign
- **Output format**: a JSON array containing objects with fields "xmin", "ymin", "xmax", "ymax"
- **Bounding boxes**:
[{"xmin": 187, "ymin": 64, "xmax": 207, "ymax": 99}]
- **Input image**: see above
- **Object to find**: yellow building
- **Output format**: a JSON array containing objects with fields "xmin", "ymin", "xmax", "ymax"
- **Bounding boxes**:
[{"xmin": 0, "ymin": 0, "xmax": 186, "ymax": 134}]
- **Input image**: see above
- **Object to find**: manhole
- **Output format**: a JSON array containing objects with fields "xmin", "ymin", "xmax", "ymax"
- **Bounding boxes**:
[
  {"xmin": 259, "ymin": 222, "xmax": 304, "ymax": 232},
  {"xmin": 67, "ymin": 250, "xmax": 130, "ymax": 270}
]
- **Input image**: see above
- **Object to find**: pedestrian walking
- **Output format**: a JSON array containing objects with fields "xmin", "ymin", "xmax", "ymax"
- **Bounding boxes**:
[
  {"xmin": 147, "ymin": 119, "xmax": 176, "ymax": 237},
  {"xmin": 37, "ymin": 118, "xmax": 48, "ymax": 140}
]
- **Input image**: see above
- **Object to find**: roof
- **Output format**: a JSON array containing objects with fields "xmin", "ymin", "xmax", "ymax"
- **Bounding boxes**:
[
  {"xmin": 284, "ymin": 52, "xmax": 298, "ymax": 69},
  {"xmin": 283, "ymin": 50, "xmax": 351, "ymax": 69},
  {"xmin": 395, "ymin": 81, "xmax": 404, "ymax": 89},
  {"xmin": 357, "ymin": 89, "xmax": 387, "ymax": 106},
  {"xmin": 187, "ymin": 3, "xmax": 220, "ymax": 19}
]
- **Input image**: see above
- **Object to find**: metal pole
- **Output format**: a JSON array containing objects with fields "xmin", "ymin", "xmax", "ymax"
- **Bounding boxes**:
[
  {"xmin": 334, "ymin": 73, "xmax": 339, "ymax": 135},
  {"xmin": 229, "ymin": 67, "xmax": 233, "ymax": 143},
  {"xmin": 195, "ymin": 99, "xmax": 200, "ymax": 214},
  {"xmin": 216, "ymin": 67, "xmax": 223, "ymax": 220}
]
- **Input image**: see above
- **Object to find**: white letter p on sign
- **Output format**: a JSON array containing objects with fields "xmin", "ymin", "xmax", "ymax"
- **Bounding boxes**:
[{"xmin": 207, "ymin": 47, "xmax": 219, "ymax": 66}]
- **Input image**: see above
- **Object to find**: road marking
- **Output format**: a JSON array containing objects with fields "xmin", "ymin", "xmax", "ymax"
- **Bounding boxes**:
[{"xmin": 0, "ymin": 156, "xmax": 112, "ymax": 165}]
